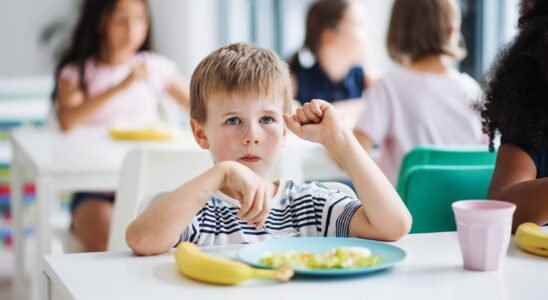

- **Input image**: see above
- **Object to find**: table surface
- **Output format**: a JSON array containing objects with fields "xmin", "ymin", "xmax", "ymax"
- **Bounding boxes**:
[
  {"xmin": 10, "ymin": 127, "xmax": 203, "ymax": 175},
  {"xmin": 44, "ymin": 232, "xmax": 548, "ymax": 300}
]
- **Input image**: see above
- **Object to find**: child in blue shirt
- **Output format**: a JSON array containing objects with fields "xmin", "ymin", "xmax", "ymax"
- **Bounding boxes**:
[{"xmin": 127, "ymin": 43, "xmax": 411, "ymax": 255}]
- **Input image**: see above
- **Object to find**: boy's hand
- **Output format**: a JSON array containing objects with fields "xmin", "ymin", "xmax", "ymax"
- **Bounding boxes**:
[
  {"xmin": 220, "ymin": 161, "xmax": 273, "ymax": 228},
  {"xmin": 284, "ymin": 99, "xmax": 346, "ymax": 145}
]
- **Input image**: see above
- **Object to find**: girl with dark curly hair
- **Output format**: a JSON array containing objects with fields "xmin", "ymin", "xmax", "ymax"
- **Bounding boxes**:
[{"xmin": 482, "ymin": 0, "xmax": 548, "ymax": 230}]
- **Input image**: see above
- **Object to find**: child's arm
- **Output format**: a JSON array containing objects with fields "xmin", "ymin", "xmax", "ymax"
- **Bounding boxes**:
[
  {"xmin": 285, "ymin": 100, "xmax": 411, "ymax": 241},
  {"xmin": 56, "ymin": 64, "xmax": 147, "ymax": 131},
  {"xmin": 353, "ymin": 128, "xmax": 375, "ymax": 152},
  {"xmin": 166, "ymin": 78, "xmax": 190, "ymax": 112},
  {"xmin": 126, "ymin": 161, "xmax": 273, "ymax": 256},
  {"xmin": 489, "ymin": 144, "xmax": 548, "ymax": 232}
]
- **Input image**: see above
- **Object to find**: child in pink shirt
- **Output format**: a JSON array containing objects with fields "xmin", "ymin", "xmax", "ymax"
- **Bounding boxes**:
[
  {"xmin": 354, "ymin": 0, "xmax": 486, "ymax": 184},
  {"xmin": 57, "ymin": 52, "xmax": 184, "ymax": 128},
  {"xmin": 52, "ymin": 0, "xmax": 189, "ymax": 251}
]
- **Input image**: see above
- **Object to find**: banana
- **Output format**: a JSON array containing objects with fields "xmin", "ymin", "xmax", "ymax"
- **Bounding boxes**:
[
  {"xmin": 109, "ymin": 128, "xmax": 173, "ymax": 141},
  {"xmin": 515, "ymin": 223, "xmax": 548, "ymax": 257},
  {"xmin": 174, "ymin": 242, "xmax": 294, "ymax": 285}
]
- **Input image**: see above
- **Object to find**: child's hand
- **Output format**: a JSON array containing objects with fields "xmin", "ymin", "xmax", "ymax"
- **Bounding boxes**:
[
  {"xmin": 284, "ymin": 99, "xmax": 345, "ymax": 145},
  {"xmin": 220, "ymin": 161, "xmax": 273, "ymax": 228}
]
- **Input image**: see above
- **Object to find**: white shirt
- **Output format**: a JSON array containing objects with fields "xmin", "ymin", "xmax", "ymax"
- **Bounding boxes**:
[{"xmin": 355, "ymin": 65, "xmax": 487, "ymax": 184}]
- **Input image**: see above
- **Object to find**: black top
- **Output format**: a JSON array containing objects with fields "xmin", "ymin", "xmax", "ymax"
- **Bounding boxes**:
[
  {"xmin": 293, "ymin": 62, "xmax": 366, "ymax": 105},
  {"xmin": 503, "ymin": 138, "xmax": 548, "ymax": 178}
]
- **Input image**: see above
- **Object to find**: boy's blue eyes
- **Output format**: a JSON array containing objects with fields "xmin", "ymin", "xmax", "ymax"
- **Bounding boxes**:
[
  {"xmin": 225, "ymin": 117, "xmax": 241, "ymax": 125},
  {"xmin": 260, "ymin": 116, "xmax": 275, "ymax": 124},
  {"xmin": 224, "ymin": 116, "xmax": 276, "ymax": 125}
]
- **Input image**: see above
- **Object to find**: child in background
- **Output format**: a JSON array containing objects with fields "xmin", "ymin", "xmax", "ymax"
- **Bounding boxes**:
[
  {"xmin": 482, "ymin": 0, "xmax": 548, "ymax": 230},
  {"xmin": 52, "ymin": 0, "xmax": 190, "ymax": 251},
  {"xmin": 126, "ymin": 43, "xmax": 411, "ymax": 255},
  {"xmin": 354, "ymin": 0, "xmax": 485, "ymax": 184},
  {"xmin": 289, "ymin": 0, "xmax": 373, "ymax": 108}
]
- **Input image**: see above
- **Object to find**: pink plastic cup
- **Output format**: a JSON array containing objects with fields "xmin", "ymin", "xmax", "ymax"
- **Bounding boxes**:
[{"xmin": 452, "ymin": 200, "xmax": 516, "ymax": 271}]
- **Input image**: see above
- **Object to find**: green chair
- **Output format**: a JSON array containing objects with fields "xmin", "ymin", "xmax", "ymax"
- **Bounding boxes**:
[
  {"xmin": 400, "ymin": 165, "xmax": 494, "ymax": 233},
  {"xmin": 396, "ymin": 146, "xmax": 496, "ymax": 195}
]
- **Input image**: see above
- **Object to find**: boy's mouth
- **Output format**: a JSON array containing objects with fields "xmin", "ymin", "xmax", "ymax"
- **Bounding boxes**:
[{"xmin": 239, "ymin": 155, "xmax": 261, "ymax": 163}]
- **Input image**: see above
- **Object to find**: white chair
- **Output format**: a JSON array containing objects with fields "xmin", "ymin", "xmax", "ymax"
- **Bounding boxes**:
[{"xmin": 108, "ymin": 147, "xmax": 213, "ymax": 251}]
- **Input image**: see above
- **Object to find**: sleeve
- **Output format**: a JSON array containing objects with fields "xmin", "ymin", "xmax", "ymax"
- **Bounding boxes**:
[
  {"xmin": 500, "ymin": 136, "xmax": 538, "ymax": 167},
  {"xmin": 143, "ymin": 52, "xmax": 182, "ymax": 93},
  {"xmin": 353, "ymin": 66, "xmax": 365, "ymax": 92},
  {"xmin": 176, "ymin": 207, "xmax": 205, "ymax": 246},
  {"xmin": 58, "ymin": 64, "xmax": 79, "ymax": 84},
  {"xmin": 354, "ymin": 79, "xmax": 392, "ymax": 144},
  {"xmin": 179, "ymin": 215, "xmax": 201, "ymax": 245},
  {"xmin": 311, "ymin": 183, "xmax": 363, "ymax": 237}
]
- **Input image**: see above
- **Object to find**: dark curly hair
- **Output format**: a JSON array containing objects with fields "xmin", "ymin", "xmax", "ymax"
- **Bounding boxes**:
[{"xmin": 481, "ymin": 0, "xmax": 548, "ymax": 151}]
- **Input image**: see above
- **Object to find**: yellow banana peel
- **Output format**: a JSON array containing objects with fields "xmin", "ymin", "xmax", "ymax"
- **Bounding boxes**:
[
  {"xmin": 174, "ymin": 242, "xmax": 294, "ymax": 285},
  {"xmin": 515, "ymin": 223, "xmax": 548, "ymax": 257}
]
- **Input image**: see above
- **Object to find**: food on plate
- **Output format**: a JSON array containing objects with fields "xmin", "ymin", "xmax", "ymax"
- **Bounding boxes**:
[{"xmin": 260, "ymin": 246, "xmax": 381, "ymax": 269}]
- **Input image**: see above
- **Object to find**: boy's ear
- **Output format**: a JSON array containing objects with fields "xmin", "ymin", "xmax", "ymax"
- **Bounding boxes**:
[{"xmin": 191, "ymin": 119, "xmax": 210, "ymax": 149}]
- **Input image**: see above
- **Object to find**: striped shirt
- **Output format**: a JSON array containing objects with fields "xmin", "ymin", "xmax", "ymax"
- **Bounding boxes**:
[{"xmin": 180, "ymin": 180, "xmax": 362, "ymax": 247}]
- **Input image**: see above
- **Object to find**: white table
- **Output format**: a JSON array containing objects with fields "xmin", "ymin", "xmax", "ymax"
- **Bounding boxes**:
[
  {"xmin": 43, "ymin": 232, "xmax": 548, "ymax": 300},
  {"xmin": 9, "ymin": 127, "xmax": 345, "ymax": 300},
  {"xmin": 0, "ymin": 99, "xmax": 48, "ymax": 126}
]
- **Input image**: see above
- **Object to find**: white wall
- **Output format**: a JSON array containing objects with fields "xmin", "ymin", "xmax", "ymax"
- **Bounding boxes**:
[
  {"xmin": 0, "ymin": 0, "xmax": 75, "ymax": 77},
  {"xmin": 502, "ymin": 0, "xmax": 520, "ymax": 43},
  {"xmin": 0, "ymin": 0, "xmax": 220, "ymax": 79},
  {"xmin": 149, "ymin": 0, "xmax": 219, "ymax": 76},
  {"xmin": 362, "ymin": 0, "xmax": 394, "ymax": 76},
  {"xmin": 222, "ymin": 0, "xmax": 251, "ymax": 45}
]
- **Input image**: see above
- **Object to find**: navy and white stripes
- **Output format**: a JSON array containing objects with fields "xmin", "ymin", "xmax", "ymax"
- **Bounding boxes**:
[{"xmin": 181, "ymin": 180, "xmax": 363, "ymax": 247}]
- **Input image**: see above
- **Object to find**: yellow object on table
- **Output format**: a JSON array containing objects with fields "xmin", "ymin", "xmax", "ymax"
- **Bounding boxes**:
[
  {"xmin": 174, "ymin": 242, "xmax": 293, "ymax": 285},
  {"xmin": 109, "ymin": 128, "xmax": 174, "ymax": 141},
  {"xmin": 515, "ymin": 223, "xmax": 548, "ymax": 257}
]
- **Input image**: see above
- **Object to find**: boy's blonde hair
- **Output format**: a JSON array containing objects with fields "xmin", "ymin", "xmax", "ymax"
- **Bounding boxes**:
[
  {"xmin": 387, "ymin": 0, "xmax": 466, "ymax": 64},
  {"xmin": 190, "ymin": 43, "xmax": 293, "ymax": 123}
]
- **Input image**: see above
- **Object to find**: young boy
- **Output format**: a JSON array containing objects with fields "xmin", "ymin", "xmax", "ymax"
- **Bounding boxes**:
[{"xmin": 126, "ymin": 43, "xmax": 411, "ymax": 256}]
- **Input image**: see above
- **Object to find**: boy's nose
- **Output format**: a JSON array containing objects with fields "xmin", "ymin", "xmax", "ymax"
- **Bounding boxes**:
[
  {"xmin": 244, "ymin": 137, "xmax": 260, "ymax": 145},
  {"xmin": 243, "ymin": 125, "xmax": 261, "ymax": 145}
]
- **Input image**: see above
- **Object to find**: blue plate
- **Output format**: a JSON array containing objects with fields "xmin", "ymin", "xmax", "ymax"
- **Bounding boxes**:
[{"xmin": 238, "ymin": 237, "xmax": 406, "ymax": 276}]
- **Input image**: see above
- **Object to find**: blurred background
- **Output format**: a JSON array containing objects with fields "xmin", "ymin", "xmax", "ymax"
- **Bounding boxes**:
[
  {"xmin": 0, "ymin": 0, "xmax": 519, "ymax": 79},
  {"xmin": 0, "ymin": 0, "xmax": 522, "ymax": 299}
]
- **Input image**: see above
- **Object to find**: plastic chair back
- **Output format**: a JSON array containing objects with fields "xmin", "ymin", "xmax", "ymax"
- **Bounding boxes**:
[
  {"xmin": 401, "ymin": 165, "xmax": 494, "ymax": 233},
  {"xmin": 396, "ymin": 146, "xmax": 495, "ymax": 194},
  {"xmin": 108, "ymin": 148, "xmax": 213, "ymax": 251}
]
